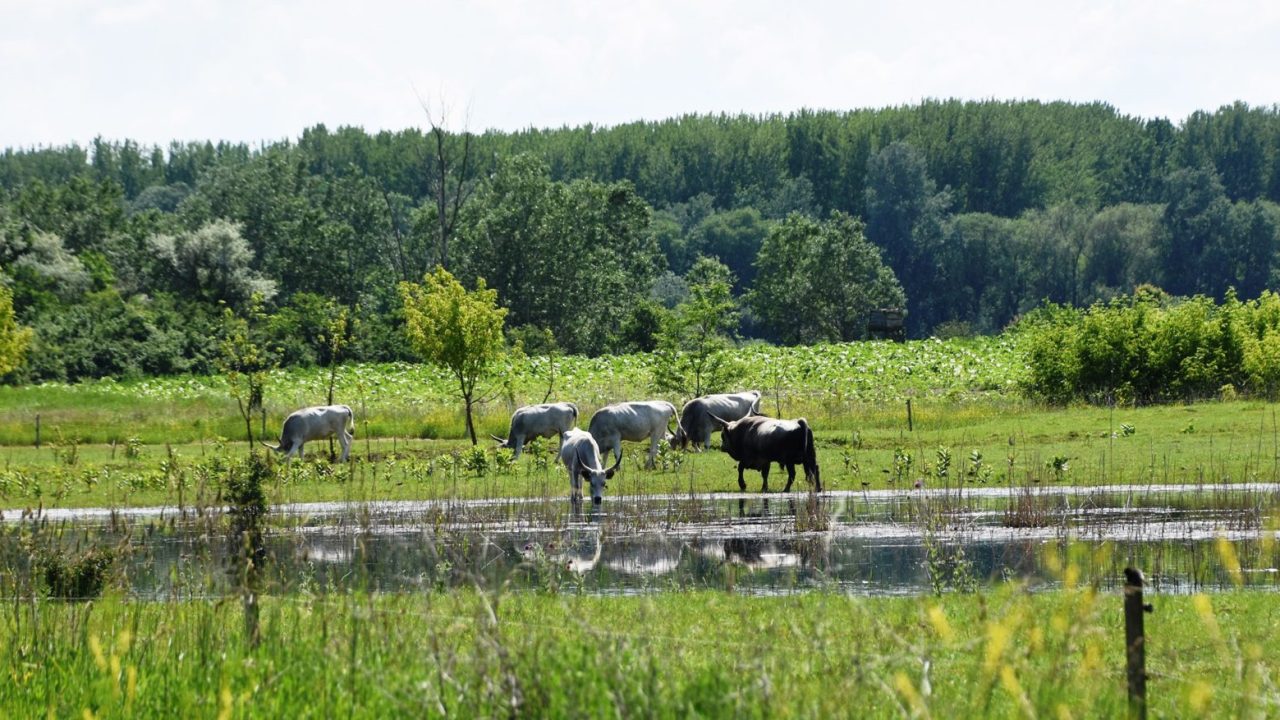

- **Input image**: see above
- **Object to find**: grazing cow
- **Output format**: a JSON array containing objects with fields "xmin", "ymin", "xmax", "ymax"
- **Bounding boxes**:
[
  {"xmin": 672, "ymin": 391, "xmax": 762, "ymax": 451},
  {"xmin": 261, "ymin": 405, "xmax": 354, "ymax": 462},
  {"xmin": 491, "ymin": 402, "xmax": 578, "ymax": 458},
  {"xmin": 588, "ymin": 400, "xmax": 682, "ymax": 469},
  {"xmin": 708, "ymin": 414, "xmax": 821, "ymax": 493},
  {"xmin": 559, "ymin": 429, "xmax": 621, "ymax": 506}
]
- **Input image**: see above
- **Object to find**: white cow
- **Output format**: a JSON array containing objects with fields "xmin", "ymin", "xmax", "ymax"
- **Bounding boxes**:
[
  {"xmin": 559, "ymin": 429, "xmax": 621, "ymax": 506},
  {"xmin": 261, "ymin": 404, "xmax": 354, "ymax": 462},
  {"xmin": 672, "ymin": 391, "xmax": 762, "ymax": 451},
  {"xmin": 588, "ymin": 400, "xmax": 682, "ymax": 469},
  {"xmin": 491, "ymin": 402, "xmax": 578, "ymax": 459}
]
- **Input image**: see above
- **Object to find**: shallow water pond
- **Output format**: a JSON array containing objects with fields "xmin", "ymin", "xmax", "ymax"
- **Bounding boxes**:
[{"xmin": 5, "ymin": 483, "xmax": 1280, "ymax": 598}]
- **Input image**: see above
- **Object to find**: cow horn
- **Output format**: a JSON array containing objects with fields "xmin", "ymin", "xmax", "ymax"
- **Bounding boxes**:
[
  {"xmin": 490, "ymin": 434, "xmax": 506, "ymax": 444},
  {"xmin": 260, "ymin": 441, "xmax": 280, "ymax": 452}
]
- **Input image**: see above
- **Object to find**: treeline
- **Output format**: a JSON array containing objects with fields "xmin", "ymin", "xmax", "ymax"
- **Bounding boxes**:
[{"xmin": 1, "ymin": 99, "xmax": 1279, "ymax": 382}]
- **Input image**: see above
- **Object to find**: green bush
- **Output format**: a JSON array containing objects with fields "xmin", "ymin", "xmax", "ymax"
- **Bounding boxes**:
[{"xmin": 1020, "ymin": 289, "xmax": 1280, "ymax": 404}]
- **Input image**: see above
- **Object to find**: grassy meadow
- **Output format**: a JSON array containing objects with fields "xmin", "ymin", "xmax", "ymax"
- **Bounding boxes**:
[{"xmin": 0, "ymin": 335, "xmax": 1276, "ymax": 510}]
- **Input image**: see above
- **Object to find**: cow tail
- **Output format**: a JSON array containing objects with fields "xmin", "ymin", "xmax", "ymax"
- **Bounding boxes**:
[
  {"xmin": 569, "ymin": 402, "xmax": 579, "ymax": 421},
  {"xmin": 798, "ymin": 418, "xmax": 820, "ymax": 488},
  {"xmin": 667, "ymin": 402, "xmax": 684, "ymax": 442}
]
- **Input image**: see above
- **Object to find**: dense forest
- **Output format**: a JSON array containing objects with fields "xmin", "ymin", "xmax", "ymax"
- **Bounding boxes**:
[{"xmin": 2, "ymin": 99, "xmax": 1279, "ymax": 382}]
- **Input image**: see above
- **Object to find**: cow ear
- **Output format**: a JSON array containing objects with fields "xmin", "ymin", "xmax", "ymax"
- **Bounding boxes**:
[{"xmin": 579, "ymin": 468, "xmax": 592, "ymax": 480}]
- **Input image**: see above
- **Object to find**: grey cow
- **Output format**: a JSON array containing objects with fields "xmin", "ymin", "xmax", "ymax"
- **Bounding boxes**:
[
  {"xmin": 588, "ymin": 400, "xmax": 682, "ymax": 469},
  {"xmin": 491, "ymin": 402, "xmax": 578, "ymax": 458},
  {"xmin": 559, "ymin": 428, "xmax": 621, "ymax": 506},
  {"xmin": 671, "ymin": 391, "xmax": 762, "ymax": 451},
  {"xmin": 261, "ymin": 404, "xmax": 354, "ymax": 462}
]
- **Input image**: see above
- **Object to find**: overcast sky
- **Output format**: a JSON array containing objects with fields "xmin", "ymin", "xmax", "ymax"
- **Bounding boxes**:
[{"xmin": 3, "ymin": 0, "xmax": 1279, "ymax": 150}]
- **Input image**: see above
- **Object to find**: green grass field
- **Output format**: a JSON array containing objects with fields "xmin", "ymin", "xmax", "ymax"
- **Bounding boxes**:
[{"xmin": 0, "ymin": 395, "xmax": 1275, "ymax": 511}]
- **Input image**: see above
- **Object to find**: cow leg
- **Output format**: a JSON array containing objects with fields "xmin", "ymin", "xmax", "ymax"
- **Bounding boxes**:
[
  {"xmin": 646, "ymin": 436, "xmax": 659, "ymax": 469},
  {"xmin": 760, "ymin": 464, "xmax": 770, "ymax": 493},
  {"xmin": 737, "ymin": 464, "xmax": 747, "ymax": 492},
  {"xmin": 338, "ymin": 430, "xmax": 352, "ymax": 462},
  {"xmin": 295, "ymin": 443, "xmax": 304, "ymax": 460},
  {"xmin": 783, "ymin": 464, "xmax": 796, "ymax": 493},
  {"xmin": 512, "ymin": 439, "xmax": 523, "ymax": 460}
]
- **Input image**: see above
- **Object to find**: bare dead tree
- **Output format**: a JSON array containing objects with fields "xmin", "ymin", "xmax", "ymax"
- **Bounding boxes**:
[{"xmin": 418, "ymin": 96, "xmax": 477, "ymax": 272}]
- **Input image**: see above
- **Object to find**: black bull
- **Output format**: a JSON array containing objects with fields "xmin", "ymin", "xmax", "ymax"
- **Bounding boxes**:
[{"xmin": 709, "ymin": 415, "xmax": 822, "ymax": 493}]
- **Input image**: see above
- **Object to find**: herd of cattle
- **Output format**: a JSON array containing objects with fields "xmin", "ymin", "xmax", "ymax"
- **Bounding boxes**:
[{"xmin": 262, "ymin": 390, "xmax": 821, "ymax": 505}]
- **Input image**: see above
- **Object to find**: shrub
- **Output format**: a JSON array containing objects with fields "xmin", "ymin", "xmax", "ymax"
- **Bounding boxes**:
[
  {"xmin": 38, "ymin": 546, "xmax": 117, "ymax": 600},
  {"xmin": 1020, "ymin": 289, "xmax": 1276, "ymax": 404}
]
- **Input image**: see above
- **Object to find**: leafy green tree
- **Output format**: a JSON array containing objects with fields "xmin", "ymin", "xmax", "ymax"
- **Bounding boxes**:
[
  {"xmin": 688, "ymin": 207, "xmax": 771, "ymax": 292},
  {"xmin": 618, "ymin": 300, "xmax": 669, "ymax": 354},
  {"xmin": 217, "ymin": 297, "xmax": 276, "ymax": 449},
  {"xmin": 1018, "ymin": 203, "xmax": 1091, "ymax": 307},
  {"xmin": 1225, "ymin": 200, "xmax": 1280, "ymax": 299},
  {"xmin": 1158, "ymin": 166, "xmax": 1230, "ymax": 296},
  {"xmin": 750, "ymin": 212, "xmax": 905, "ymax": 344},
  {"xmin": 13, "ymin": 177, "xmax": 125, "ymax": 253},
  {"xmin": 149, "ymin": 220, "xmax": 277, "ymax": 308},
  {"xmin": 458, "ymin": 154, "xmax": 659, "ymax": 355},
  {"xmin": 864, "ymin": 141, "xmax": 952, "ymax": 332},
  {"xmin": 6, "ymin": 230, "xmax": 92, "ymax": 301},
  {"xmin": 0, "ymin": 280, "xmax": 32, "ymax": 378},
  {"xmin": 653, "ymin": 257, "xmax": 741, "ymax": 397},
  {"xmin": 399, "ymin": 267, "xmax": 508, "ymax": 444},
  {"xmin": 1081, "ymin": 204, "xmax": 1162, "ymax": 302}
]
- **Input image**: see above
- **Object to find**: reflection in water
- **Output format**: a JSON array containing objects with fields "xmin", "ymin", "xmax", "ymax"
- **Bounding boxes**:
[{"xmin": 5, "ymin": 484, "xmax": 1280, "ymax": 598}]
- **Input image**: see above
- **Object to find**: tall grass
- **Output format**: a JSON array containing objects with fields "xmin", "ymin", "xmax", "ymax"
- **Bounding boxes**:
[{"xmin": 2, "ymin": 585, "xmax": 1278, "ymax": 717}]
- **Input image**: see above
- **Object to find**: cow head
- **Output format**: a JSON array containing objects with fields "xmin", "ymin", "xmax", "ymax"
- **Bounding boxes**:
[
  {"xmin": 670, "ymin": 425, "xmax": 688, "ymax": 450},
  {"xmin": 578, "ymin": 453, "xmax": 622, "ymax": 505}
]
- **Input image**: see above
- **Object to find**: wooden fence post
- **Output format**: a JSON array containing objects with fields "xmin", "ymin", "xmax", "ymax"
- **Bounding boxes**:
[
  {"xmin": 1124, "ymin": 567, "xmax": 1153, "ymax": 719},
  {"xmin": 35, "ymin": 414, "xmax": 40, "ymax": 448},
  {"xmin": 906, "ymin": 399, "xmax": 913, "ymax": 432}
]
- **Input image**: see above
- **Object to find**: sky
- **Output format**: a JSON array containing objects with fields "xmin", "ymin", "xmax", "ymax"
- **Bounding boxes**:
[{"xmin": 3, "ymin": 0, "xmax": 1279, "ymax": 150}]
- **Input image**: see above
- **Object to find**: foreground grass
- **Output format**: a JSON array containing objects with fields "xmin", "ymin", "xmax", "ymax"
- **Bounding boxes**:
[{"xmin": 2, "ymin": 586, "xmax": 1277, "ymax": 718}]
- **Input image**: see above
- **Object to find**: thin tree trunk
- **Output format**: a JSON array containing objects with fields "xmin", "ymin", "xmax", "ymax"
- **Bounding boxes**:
[{"xmin": 464, "ymin": 392, "xmax": 477, "ymax": 445}]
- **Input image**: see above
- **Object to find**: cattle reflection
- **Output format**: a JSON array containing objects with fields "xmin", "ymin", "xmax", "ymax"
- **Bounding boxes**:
[
  {"xmin": 694, "ymin": 535, "xmax": 831, "ymax": 574},
  {"xmin": 604, "ymin": 540, "xmax": 685, "ymax": 576},
  {"xmin": 519, "ymin": 528, "xmax": 602, "ymax": 574}
]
